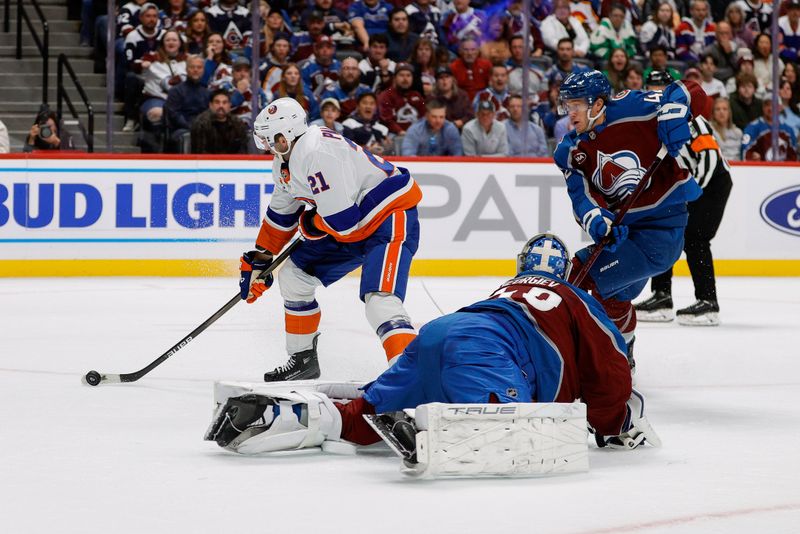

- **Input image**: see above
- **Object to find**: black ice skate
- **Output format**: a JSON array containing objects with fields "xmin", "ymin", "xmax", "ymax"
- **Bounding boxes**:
[
  {"xmin": 264, "ymin": 333, "xmax": 321, "ymax": 382},
  {"xmin": 634, "ymin": 291, "xmax": 674, "ymax": 322},
  {"xmin": 676, "ymin": 300, "xmax": 720, "ymax": 326},
  {"xmin": 363, "ymin": 411, "xmax": 419, "ymax": 466}
]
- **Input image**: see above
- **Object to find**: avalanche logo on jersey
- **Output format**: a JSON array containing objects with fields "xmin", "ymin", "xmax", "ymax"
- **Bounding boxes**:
[{"xmin": 592, "ymin": 150, "xmax": 646, "ymax": 203}]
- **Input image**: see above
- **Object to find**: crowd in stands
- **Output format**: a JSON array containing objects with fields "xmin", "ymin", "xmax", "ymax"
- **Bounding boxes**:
[{"xmin": 68, "ymin": 0, "xmax": 800, "ymax": 160}]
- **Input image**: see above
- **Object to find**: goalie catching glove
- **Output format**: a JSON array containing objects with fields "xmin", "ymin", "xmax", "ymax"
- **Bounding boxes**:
[
  {"xmin": 594, "ymin": 389, "xmax": 662, "ymax": 450},
  {"xmin": 204, "ymin": 389, "xmax": 345, "ymax": 454},
  {"xmin": 239, "ymin": 251, "xmax": 274, "ymax": 303}
]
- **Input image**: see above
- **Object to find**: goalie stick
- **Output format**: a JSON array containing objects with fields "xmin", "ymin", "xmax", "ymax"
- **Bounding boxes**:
[
  {"xmin": 572, "ymin": 145, "xmax": 669, "ymax": 287},
  {"xmin": 82, "ymin": 239, "xmax": 301, "ymax": 387}
]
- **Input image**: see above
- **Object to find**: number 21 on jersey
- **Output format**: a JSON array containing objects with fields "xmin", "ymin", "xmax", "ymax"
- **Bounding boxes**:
[{"xmin": 307, "ymin": 171, "xmax": 331, "ymax": 194}]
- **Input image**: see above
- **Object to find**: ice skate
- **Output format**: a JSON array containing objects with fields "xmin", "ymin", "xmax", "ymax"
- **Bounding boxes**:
[
  {"xmin": 264, "ymin": 334, "xmax": 321, "ymax": 382},
  {"xmin": 676, "ymin": 300, "xmax": 719, "ymax": 326},
  {"xmin": 634, "ymin": 291, "xmax": 674, "ymax": 322}
]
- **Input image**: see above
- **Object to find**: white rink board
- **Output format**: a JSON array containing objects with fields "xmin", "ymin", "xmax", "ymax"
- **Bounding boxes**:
[{"xmin": 1, "ymin": 156, "xmax": 799, "ymax": 262}]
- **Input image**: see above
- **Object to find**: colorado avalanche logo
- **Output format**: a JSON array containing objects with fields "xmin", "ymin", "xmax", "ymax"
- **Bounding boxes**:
[
  {"xmin": 592, "ymin": 150, "xmax": 646, "ymax": 202},
  {"xmin": 267, "ymin": 105, "xmax": 277, "ymax": 114}
]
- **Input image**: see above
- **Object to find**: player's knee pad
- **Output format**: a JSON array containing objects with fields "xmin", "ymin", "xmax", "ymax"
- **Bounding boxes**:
[
  {"xmin": 278, "ymin": 259, "xmax": 322, "ymax": 302},
  {"xmin": 599, "ymin": 297, "xmax": 636, "ymax": 339}
]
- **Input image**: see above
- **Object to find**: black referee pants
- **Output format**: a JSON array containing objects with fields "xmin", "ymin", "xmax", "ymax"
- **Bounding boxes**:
[{"xmin": 651, "ymin": 168, "xmax": 733, "ymax": 301}]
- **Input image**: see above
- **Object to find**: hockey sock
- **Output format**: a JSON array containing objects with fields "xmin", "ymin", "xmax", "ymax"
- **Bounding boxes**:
[{"xmin": 335, "ymin": 397, "xmax": 381, "ymax": 446}]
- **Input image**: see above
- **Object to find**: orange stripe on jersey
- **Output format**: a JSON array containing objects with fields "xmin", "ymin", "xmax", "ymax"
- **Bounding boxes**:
[
  {"xmin": 380, "ymin": 211, "xmax": 406, "ymax": 293},
  {"xmin": 690, "ymin": 134, "xmax": 720, "ymax": 153},
  {"xmin": 381, "ymin": 332, "xmax": 416, "ymax": 361},
  {"xmin": 315, "ymin": 181, "xmax": 422, "ymax": 243},
  {"xmin": 285, "ymin": 311, "xmax": 321, "ymax": 335},
  {"xmin": 256, "ymin": 220, "xmax": 296, "ymax": 255}
]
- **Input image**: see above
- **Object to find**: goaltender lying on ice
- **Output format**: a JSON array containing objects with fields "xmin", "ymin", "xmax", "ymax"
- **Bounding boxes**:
[{"xmin": 204, "ymin": 234, "xmax": 662, "ymax": 478}]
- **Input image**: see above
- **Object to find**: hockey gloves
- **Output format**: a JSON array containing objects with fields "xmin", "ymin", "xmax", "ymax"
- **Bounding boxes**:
[
  {"xmin": 582, "ymin": 207, "xmax": 628, "ymax": 253},
  {"xmin": 596, "ymin": 389, "xmax": 662, "ymax": 450},
  {"xmin": 298, "ymin": 208, "xmax": 327, "ymax": 241},
  {"xmin": 657, "ymin": 102, "xmax": 691, "ymax": 157},
  {"xmin": 239, "ymin": 251, "xmax": 274, "ymax": 303}
]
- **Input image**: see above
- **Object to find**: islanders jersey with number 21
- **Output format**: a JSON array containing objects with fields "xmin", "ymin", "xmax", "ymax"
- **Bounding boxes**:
[
  {"xmin": 256, "ymin": 125, "xmax": 422, "ymax": 254},
  {"xmin": 554, "ymin": 80, "xmax": 709, "ymax": 228}
]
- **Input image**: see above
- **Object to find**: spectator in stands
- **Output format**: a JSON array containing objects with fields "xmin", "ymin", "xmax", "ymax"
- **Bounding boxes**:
[
  {"xmin": 642, "ymin": 0, "xmax": 688, "ymax": 22},
  {"xmin": 710, "ymin": 96, "xmax": 743, "ymax": 161},
  {"xmin": 291, "ymin": 10, "xmax": 327, "ymax": 62},
  {"xmin": 160, "ymin": 0, "xmax": 195, "ymax": 33},
  {"xmin": 342, "ymin": 92, "xmax": 392, "ymax": 154},
  {"xmin": 402, "ymin": 99, "xmax": 463, "ymax": 156},
  {"xmin": 725, "ymin": 47, "xmax": 763, "ymax": 98},
  {"xmin": 472, "ymin": 64, "xmax": 512, "ymax": 120},
  {"xmin": 541, "ymin": 0, "xmax": 590, "ymax": 57},
  {"xmin": 450, "ymin": 37, "xmax": 492, "ymax": 101},
  {"xmin": 123, "ymin": 3, "xmax": 164, "ymax": 132},
  {"xmin": 779, "ymin": 0, "xmax": 800, "ymax": 63},
  {"xmin": 405, "ymin": 0, "xmax": 445, "ymax": 46},
  {"xmin": 740, "ymin": 0, "xmax": 772, "ymax": 34},
  {"xmin": 479, "ymin": 15, "xmax": 512, "ymax": 66},
  {"xmin": 697, "ymin": 55, "xmax": 726, "ymax": 98},
  {"xmin": 639, "ymin": 1, "xmax": 677, "ymax": 58},
  {"xmin": 590, "ymin": 3, "xmax": 637, "ymax": 60},
  {"xmin": 434, "ymin": 65, "xmax": 473, "ymax": 130},
  {"xmin": 603, "ymin": 47, "xmax": 631, "ymax": 95},
  {"xmin": 190, "ymin": 89, "xmax": 249, "ymax": 154},
  {"xmin": 165, "ymin": 55, "xmax": 209, "ymax": 152},
  {"xmin": 260, "ymin": 5, "xmax": 293, "ymax": 53},
  {"xmin": 742, "ymin": 97, "xmax": 798, "ymax": 161},
  {"xmin": 300, "ymin": 35, "xmax": 342, "ymax": 99},
  {"xmin": 359, "ymin": 34, "xmax": 396, "ymax": 93},
  {"xmin": 704, "ymin": 21, "xmax": 738, "ymax": 82},
  {"xmin": 205, "ymin": 0, "xmax": 251, "ymax": 50},
  {"xmin": 752, "ymin": 33, "xmax": 783, "ymax": 94},
  {"xmin": 643, "ymin": 43, "xmax": 681, "ymax": 82},
  {"xmin": 260, "ymin": 34, "xmax": 291, "ymax": 94},
  {"xmin": 783, "ymin": 64, "xmax": 800, "ymax": 112},
  {"xmin": 499, "ymin": 4, "xmax": 546, "ymax": 55},
  {"xmin": 386, "ymin": 8, "xmax": 420, "ymax": 62},
  {"xmin": 349, "ymin": 0, "xmax": 393, "ymax": 52},
  {"xmin": 506, "ymin": 35, "xmax": 547, "ymax": 97},
  {"xmin": 0, "ymin": 119, "xmax": 8, "ymax": 153},
  {"xmin": 461, "ymin": 99, "xmax": 509, "ymax": 157},
  {"xmin": 623, "ymin": 64, "xmax": 644, "ymax": 89},
  {"xmin": 779, "ymin": 77, "xmax": 800, "ymax": 139},
  {"xmin": 311, "ymin": 97, "xmax": 344, "ymax": 133},
  {"xmin": 546, "ymin": 38, "xmax": 591, "ymax": 86},
  {"xmin": 267, "ymin": 63, "xmax": 321, "ymax": 120},
  {"xmin": 201, "ymin": 32, "xmax": 233, "ymax": 91},
  {"xmin": 724, "ymin": 1, "xmax": 755, "ymax": 49},
  {"xmin": 675, "ymin": 0, "xmax": 715, "ymax": 63},
  {"xmin": 600, "ymin": 0, "xmax": 642, "ymax": 25},
  {"xmin": 321, "ymin": 57, "xmax": 373, "ymax": 116},
  {"xmin": 118, "ymin": 0, "xmax": 149, "ymax": 39},
  {"xmin": 184, "ymin": 10, "xmax": 210, "ymax": 55},
  {"xmin": 409, "ymin": 38, "xmax": 440, "ymax": 95},
  {"xmin": 442, "ymin": 0, "xmax": 486, "ymax": 53},
  {"xmin": 378, "ymin": 63, "xmax": 426, "ymax": 135},
  {"xmin": 23, "ymin": 109, "xmax": 73, "ymax": 152},
  {"xmin": 140, "ymin": 29, "xmax": 187, "ymax": 152},
  {"xmin": 505, "ymin": 94, "xmax": 548, "ymax": 157},
  {"xmin": 300, "ymin": 0, "xmax": 353, "ymax": 50},
  {"xmin": 729, "ymin": 71, "xmax": 762, "ymax": 130},
  {"xmin": 228, "ymin": 57, "xmax": 268, "ymax": 123}
]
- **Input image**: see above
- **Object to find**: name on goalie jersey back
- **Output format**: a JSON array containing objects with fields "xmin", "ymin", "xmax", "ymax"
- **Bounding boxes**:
[{"xmin": 501, "ymin": 276, "xmax": 560, "ymax": 288}]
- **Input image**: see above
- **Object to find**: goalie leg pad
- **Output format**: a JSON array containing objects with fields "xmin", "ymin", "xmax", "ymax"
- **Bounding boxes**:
[{"xmin": 371, "ymin": 402, "xmax": 590, "ymax": 478}]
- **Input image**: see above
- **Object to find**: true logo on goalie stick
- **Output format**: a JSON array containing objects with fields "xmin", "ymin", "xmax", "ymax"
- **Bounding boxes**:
[{"xmin": 447, "ymin": 406, "xmax": 518, "ymax": 415}]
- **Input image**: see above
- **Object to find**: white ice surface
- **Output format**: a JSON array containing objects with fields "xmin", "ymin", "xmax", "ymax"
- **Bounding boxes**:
[{"xmin": 1, "ymin": 276, "xmax": 799, "ymax": 534}]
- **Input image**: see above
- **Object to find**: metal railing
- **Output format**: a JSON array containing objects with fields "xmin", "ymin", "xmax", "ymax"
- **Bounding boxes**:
[
  {"xmin": 15, "ymin": 0, "xmax": 49, "ymax": 104},
  {"xmin": 57, "ymin": 54, "xmax": 94, "ymax": 152}
]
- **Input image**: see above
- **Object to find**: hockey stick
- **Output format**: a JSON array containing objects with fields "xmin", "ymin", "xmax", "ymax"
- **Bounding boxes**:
[
  {"xmin": 82, "ymin": 239, "xmax": 302, "ymax": 387},
  {"xmin": 571, "ymin": 145, "xmax": 669, "ymax": 288}
]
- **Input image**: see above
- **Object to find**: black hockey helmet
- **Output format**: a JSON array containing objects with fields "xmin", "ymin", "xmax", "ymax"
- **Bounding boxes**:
[{"xmin": 645, "ymin": 69, "xmax": 674, "ymax": 90}]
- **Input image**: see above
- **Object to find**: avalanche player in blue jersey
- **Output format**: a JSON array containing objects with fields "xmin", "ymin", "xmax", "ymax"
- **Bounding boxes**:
[
  {"xmin": 209, "ymin": 234, "xmax": 658, "ymax": 455},
  {"xmin": 554, "ymin": 70, "xmax": 710, "ymax": 370}
]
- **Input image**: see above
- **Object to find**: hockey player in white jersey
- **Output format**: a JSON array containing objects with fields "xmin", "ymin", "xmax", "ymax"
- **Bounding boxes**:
[{"xmin": 241, "ymin": 98, "xmax": 422, "ymax": 381}]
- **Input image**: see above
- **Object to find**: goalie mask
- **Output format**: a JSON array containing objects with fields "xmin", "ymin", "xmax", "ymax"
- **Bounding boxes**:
[
  {"xmin": 517, "ymin": 233, "xmax": 572, "ymax": 280},
  {"xmin": 253, "ymin": 97, "xmax": 308, "ymax": 155}
]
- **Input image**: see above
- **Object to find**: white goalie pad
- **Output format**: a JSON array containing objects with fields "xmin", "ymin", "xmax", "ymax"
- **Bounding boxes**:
[
  {"xmin": 207, "ymin": 380, "xmax": 365, "ymax": 455},
  {"xmin": 407, "ymin": 402, "xmax": 589, "ymax": 478}
]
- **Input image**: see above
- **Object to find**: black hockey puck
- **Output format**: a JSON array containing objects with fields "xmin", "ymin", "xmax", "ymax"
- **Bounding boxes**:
[{"xmin": 84, "ymin": 370, "xmax": 102, "ymax": 387}]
